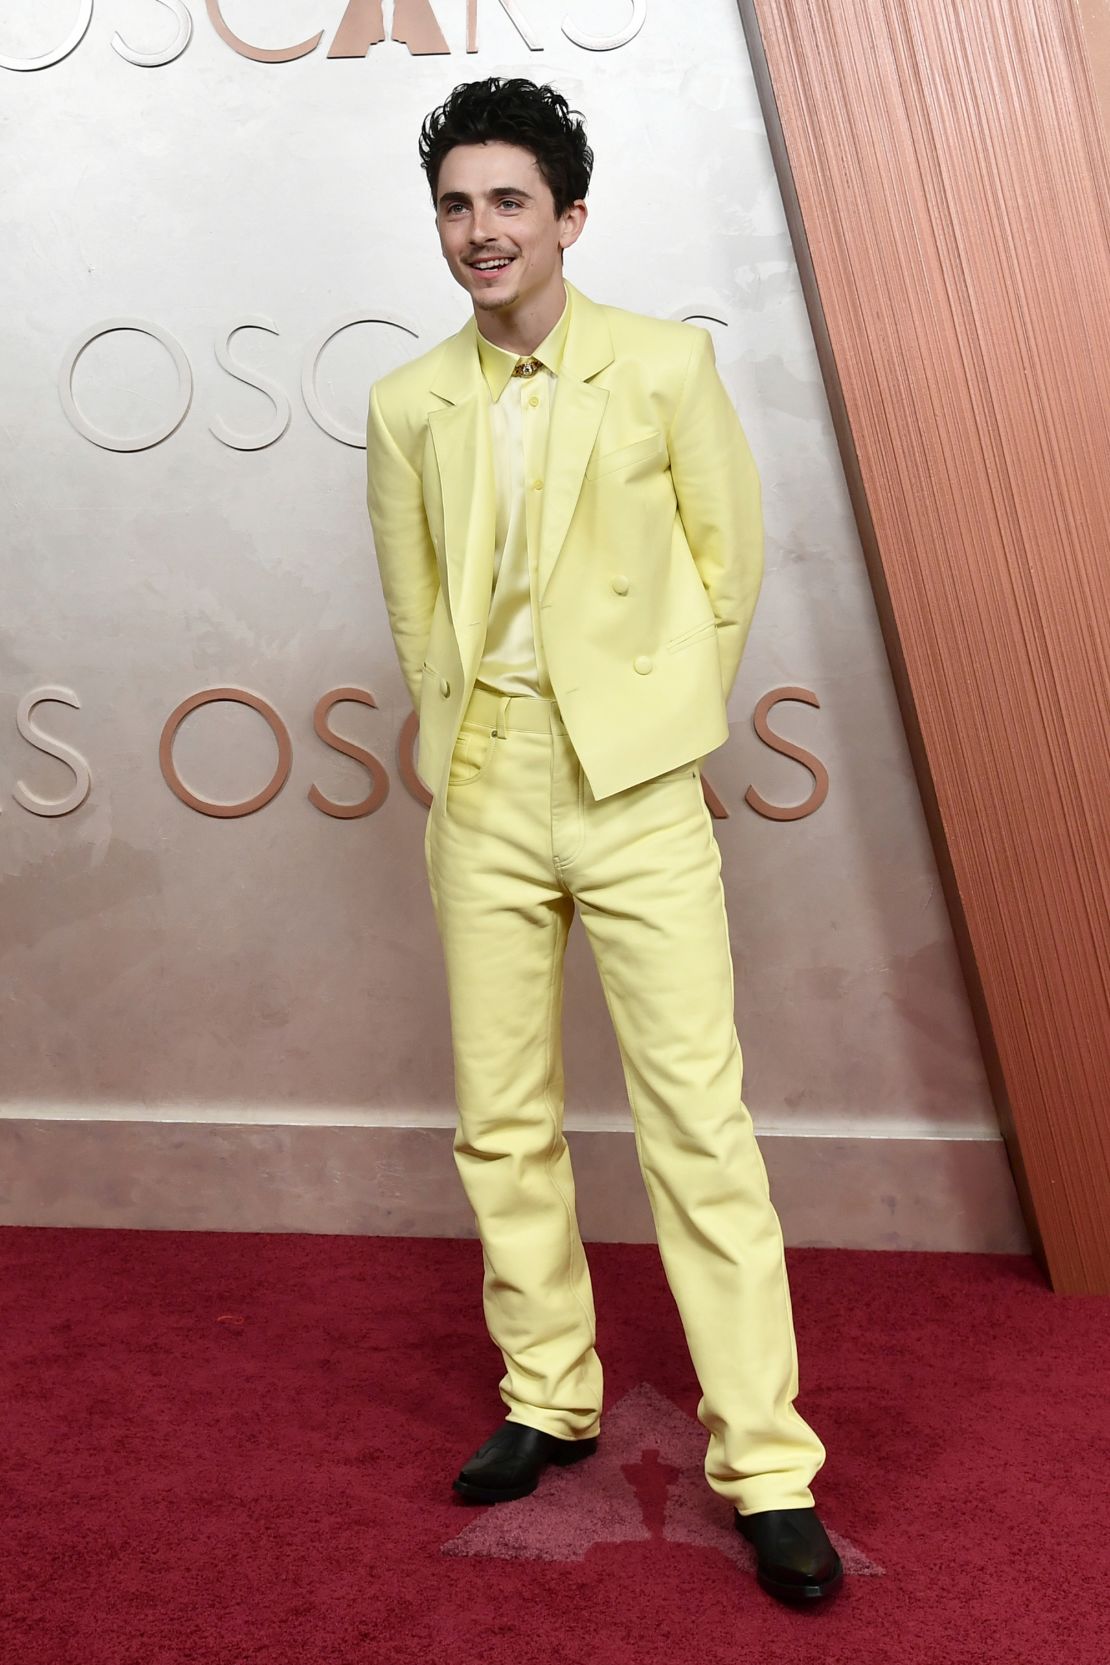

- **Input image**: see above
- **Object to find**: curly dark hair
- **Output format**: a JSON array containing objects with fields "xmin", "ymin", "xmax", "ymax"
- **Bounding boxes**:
[{"xmin": 418, "ymin": 77, "xmax": 593, "ymax": 217}]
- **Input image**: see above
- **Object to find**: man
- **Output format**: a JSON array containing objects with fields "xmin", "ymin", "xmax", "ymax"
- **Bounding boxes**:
[{"xmin": 365, "ymin": 77, "xmax": 842, "ymax": 1606}]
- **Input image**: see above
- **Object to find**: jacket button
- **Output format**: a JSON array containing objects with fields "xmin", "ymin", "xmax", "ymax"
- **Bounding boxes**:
[
  {"xmin": 439, "ymin": 677, "xmax": 450, "ymax": 698},
  {"xmin": 634, "ymin": 655, "xmax": 653, "ymax": 675},
  {"xmin": 611, "ymin": 574, "xmax": 630, "ymax": 595}
]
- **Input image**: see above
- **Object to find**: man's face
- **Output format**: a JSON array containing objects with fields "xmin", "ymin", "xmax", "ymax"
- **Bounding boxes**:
[{"xmin": 434, "ymin": 140, "xmax": 585, "ymax": 317}]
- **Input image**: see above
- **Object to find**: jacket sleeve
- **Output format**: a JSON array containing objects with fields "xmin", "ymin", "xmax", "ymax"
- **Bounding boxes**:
[
  {"xmin": 666, "ymin": 327, "xmax": 764, "ymax": 704},
  {"xmin": 365, "ymin": 381, "xmax": 440, "ymax": 713}
]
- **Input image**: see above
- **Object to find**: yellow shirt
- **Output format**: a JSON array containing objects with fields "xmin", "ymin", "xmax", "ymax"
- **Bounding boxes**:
[{"xmin": 473, "ymin": 284, "xmax": 572, "ymax": 698}]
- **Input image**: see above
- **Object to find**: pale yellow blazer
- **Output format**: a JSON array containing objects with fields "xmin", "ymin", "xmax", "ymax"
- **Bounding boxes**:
[{"xmin": 365, "ymin": 280, "xmax": 763, "ymax": 802}]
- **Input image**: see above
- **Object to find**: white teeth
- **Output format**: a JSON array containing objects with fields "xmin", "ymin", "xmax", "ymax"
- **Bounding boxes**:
[{"xmin": 474, "ymin": 259, "xmax": 511, "ymax": 270}]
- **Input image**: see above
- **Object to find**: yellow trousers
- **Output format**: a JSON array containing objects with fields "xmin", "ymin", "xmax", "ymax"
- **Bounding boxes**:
[{"xmin": 423, "ymin": 686, "xmax": 826, "ymax": 1515}]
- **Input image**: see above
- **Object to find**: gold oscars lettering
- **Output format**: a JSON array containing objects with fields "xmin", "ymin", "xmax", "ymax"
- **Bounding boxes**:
[{"xmin": 6, "ymin": 686, "xmax": 828, "ymax": 824}]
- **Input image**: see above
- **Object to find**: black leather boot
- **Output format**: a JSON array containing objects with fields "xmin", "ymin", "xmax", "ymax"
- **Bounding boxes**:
[
  {"xmin": 735, "ymin": 1506, "xmax": 844, "ymax": 1603},
  {"xmin": 453, "ymin": 1421, "xmax": 599, "ymax": 1504}
]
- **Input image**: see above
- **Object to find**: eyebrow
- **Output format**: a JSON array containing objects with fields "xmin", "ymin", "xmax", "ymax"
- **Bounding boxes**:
[{"xmin": 437, "ymin": 186, "xmax": 535, "ymax": 207}]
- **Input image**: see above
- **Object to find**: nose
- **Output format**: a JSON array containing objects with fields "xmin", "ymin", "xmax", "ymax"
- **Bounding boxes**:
[{"xmin": 469, "ymin": 202, "xmax": 496, "ymax": 246}]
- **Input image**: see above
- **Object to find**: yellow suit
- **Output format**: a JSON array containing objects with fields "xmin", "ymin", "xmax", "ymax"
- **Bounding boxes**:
[
  {"xmin": 366, "ymin": 281, "xmax": 763, "ymax": 801},
  {"xmin": 365, "ymin": 280, "xmax": 827, "ymax": 1517}
]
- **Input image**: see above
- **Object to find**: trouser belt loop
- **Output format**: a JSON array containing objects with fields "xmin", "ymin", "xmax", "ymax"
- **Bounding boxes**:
[{"xmin": 494, "ymin": 694, "xmax": 510, "ymax": 740}]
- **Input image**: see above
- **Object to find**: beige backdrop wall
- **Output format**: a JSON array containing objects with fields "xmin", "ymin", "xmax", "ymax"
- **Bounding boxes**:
[{"xmin": 0, "ymin": 0, "xmax": 1024, "ymax": 1249}]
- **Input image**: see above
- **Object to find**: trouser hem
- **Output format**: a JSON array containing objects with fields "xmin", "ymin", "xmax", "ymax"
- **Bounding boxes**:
[
  {"xmin": 503, "ymin": 1409, "xmax": 602, "ymax": 1442},
  {"xmin": 725, "ymin": 1482, "xmax": 818, "ymax": 1515}
]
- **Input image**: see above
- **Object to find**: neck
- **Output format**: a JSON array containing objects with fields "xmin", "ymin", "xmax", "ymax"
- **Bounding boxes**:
[{"xmin": 474, "ymin": 271, "xmax": 567, "ymax": 357}]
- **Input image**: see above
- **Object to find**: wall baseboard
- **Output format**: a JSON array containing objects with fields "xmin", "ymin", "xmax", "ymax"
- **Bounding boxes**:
[{"xmin": 0, "ymin": 1118, "xmax": 1029, "ymax": 1252}]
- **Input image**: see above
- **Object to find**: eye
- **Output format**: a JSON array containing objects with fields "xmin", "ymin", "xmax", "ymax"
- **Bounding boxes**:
[{"xmin": 499, "ymin": 198, "xmax": 521, "ymax": 210}]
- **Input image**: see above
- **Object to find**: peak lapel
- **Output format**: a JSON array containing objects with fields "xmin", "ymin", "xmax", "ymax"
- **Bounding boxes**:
[
  {"xmin": 538, "ymin": 284, "xmax": 614, "ymax": 602},
  {"xmin": 427, "ymin": 319, "xmax": 495, "ymax": 631}
]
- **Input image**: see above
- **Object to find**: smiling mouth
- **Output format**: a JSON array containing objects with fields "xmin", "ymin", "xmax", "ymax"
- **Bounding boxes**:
[{"xmin": 468, "ymin": 257, "xmax": 515, "ymax": 277}]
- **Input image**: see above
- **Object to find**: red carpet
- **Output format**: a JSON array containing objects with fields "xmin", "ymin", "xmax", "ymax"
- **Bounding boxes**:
[{"xmin": 2, "ymin": 1228, "xmax": 1107, "ymax": 1664}]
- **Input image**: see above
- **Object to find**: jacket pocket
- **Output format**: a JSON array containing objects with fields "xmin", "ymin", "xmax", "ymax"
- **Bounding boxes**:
[
  {"xmin": 585, "ymin": 430, "xmax": 666, "ymax": 481},
  {"xmin": 447, "ymin": 721, "xmax": 495, "ymax": 787},
  {"xmin": 667, "ymin": 618, "xmax": 717, "ymax": 653},
  {"xmin": 649, "ymin": 759, "xmax": 700, "ymax": 784}
]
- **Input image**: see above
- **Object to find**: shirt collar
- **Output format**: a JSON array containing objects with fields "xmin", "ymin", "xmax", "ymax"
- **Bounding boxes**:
[{"xmin": 475, "ymin": 283, "xmax": 572, "ymax": 401}]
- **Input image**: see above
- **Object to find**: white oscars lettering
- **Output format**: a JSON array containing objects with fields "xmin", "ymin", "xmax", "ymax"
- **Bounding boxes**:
[
  {"xmin": 562, "ymin": 0, "xmax": 646, "ymax": 52},
  {"xmin": 210, "ymin": 318, "xmax": 292, "ymax": 451},
  {"xmin": 112, "ymin": 0, "xmax": 193, "ymax": 67},
  {"xmin": 490, "ymin": 0, "xmax": 542, "ymax": 51},
  {"xmin": 59, "ymin": 315, "xmax": 419, "ymax": 450},
  {"xmin": 59, "ymin": 319, "xmax": 193, "ymax": 452},
  {"xmin": 11, "ymin": 689, "xmax": 93, "ymax": 817},
  {"xmin": 301, "ymin": 313, "xmax": 419, "ymax": 447},
  {"xmin": 54, "ymin": 304, "xmax": 746, "ymax": 460},
  {"xmin": 0, "ymin": 0, "xmax": 93, "ymax": 71}
]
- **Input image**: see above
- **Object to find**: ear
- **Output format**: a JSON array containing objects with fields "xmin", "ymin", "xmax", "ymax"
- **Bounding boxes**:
[{"xmin": 559, "ymin": 199, "xmax": 588, "ymax": 252}]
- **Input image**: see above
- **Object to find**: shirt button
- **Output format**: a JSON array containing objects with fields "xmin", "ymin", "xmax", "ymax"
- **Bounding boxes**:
[
  {"xmin": 611, "ymin": 574, "xmax": 630, "ymax": 595},
  {"xmin": 528, "ymin": 395, "xmax": 540, "ymax": 408},
  {"xmin": 532, "ymin": 478, "xmax": 544, "ymax": 492},
  {"xmin": 439, "ymin": 677, "xmax": 450, "ymax": 698},
  {"xmin": 634, "ymin": 655, "xmax": 653, "ymax": 675}
]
